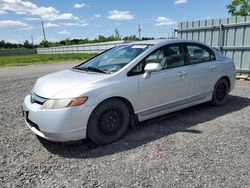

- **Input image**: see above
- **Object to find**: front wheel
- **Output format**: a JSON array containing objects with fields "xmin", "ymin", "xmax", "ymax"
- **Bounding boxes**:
[
  {"xmin": 87, "ymin": 99, "xmax": 130, "ymax": 145},
  {"xmin": 211, "ymin": 78, "xmax": 229, "ymax": 106}
]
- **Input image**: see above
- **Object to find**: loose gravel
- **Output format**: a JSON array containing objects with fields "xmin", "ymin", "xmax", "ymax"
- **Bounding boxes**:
[{"xmin": 0, "ymin": 62, "xmax": 249, "ymax": 188}]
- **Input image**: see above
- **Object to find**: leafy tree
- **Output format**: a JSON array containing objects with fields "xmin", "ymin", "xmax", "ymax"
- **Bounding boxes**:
[
  {"xmin": 123, "ymin": 35, "xmax": 139, "ymax": 41},
  {"xmin": 227, "ymin": 0, "xmax": 250, "ymax": 16},
  {"xmin": 113, "ymin": 28, "xmax": 121, "ymax": 40},
  {"xmin": 64, "ymin": 38, "xmax": 71, "ymax": 46},
  {"xmin": 23, "ymin": 40, "xmax": 33, "ymax": 49},
  {"xmin": 98, "ymin": 35, "xmax": 109, "ymax": 42},
  {"xmin": 39, "ymin": 40, "xmax": 56, "ymax": 48},
  {"xmin": 0, "ymin": 40, "xmax": 36, "ymax": 49},
  {"xmin": 141, "ymin": 37, "xmax": 155, "ymax": 41}
]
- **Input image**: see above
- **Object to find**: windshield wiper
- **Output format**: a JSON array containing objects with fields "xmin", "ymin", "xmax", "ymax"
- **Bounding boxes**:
[
  {"xmin": 73, "ymin": 66, "xmax": 86, "ymax": 71},
  {"xmin": 86, "ymin": 66, "xmax": 109, "ymax": 74},
  {"xmin": 73, "ymin": 66, "xmax": 108, "ymax": 74}
]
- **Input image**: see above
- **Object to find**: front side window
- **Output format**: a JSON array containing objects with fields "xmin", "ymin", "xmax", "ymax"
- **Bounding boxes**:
[
  {"xmin": 145, "ymin": 50, "xmax": 165, "ymax": 65},
  {"xmin": 75, "ymin": 44, "xmax": 151, "ymax": 74},
  {"xmin": 187, "ymin": 44, "xmax": 215, "ymax": 64},
  {"xmin": 128, "ymin": 44, "xmax": 184, "ymax": 76},
  {"xmin": 162, "ymin": 45, "xmax": 184, "ymax": 69}
]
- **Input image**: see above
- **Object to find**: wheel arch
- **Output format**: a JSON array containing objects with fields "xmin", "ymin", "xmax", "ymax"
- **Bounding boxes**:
[
  {"xmin": 220, "ymin": 76, "xmax": 231, "ymax": 90},
  {"xmin": 88, "ymin": 96, "xmax": 138, "ymax": 129}
]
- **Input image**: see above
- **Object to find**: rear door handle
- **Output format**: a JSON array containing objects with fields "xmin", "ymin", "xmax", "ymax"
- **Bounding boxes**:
[
  {"xmin": 177, "ymin": 71, "xmax": 188, "ymax": 77},
  {"xmin": 209, "ymin": 65, "xmax": 217, "ymax": 70}
]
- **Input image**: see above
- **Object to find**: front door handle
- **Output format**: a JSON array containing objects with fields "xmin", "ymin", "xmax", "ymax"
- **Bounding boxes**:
[
  {"xmin": 177, "ymin": 71, "xmax": 188, "ymax": 77},
  {"xmin": 209, "ymin": 65, "xmax": 217, "ymax": 70}
]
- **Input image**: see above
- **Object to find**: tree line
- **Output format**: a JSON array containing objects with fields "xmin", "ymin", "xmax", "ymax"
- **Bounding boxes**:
[{"xmin": 0, "ymin": 33, "xmax": 154, "ymax": 50}]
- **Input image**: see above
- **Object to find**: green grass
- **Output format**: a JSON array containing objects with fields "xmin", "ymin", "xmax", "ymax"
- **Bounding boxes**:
[{"xmin": 0, "ymin": 53, "xmax": 96, "ymax": 67}]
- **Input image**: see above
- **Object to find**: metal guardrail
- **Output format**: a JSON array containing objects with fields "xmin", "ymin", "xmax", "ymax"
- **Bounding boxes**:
[
  {"xmin": 36, "ymin": 41, "xmax": 126, "ymax": 54},
  {"xmin": 0, "ymin": 49, "xmax": 37, "ymax": 56},
  {"xmin": 0, "ymin": 41, "xmax": 126, "ymax": 56},
  {"xmin": 177, "ymin": 16, "xmax": 250, "ymax": 75}
]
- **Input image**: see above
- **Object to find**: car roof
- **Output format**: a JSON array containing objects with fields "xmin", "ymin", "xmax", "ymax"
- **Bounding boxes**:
[{"xmin": 127, "ymin": 39, "xmax": 207, "ymax": 46}]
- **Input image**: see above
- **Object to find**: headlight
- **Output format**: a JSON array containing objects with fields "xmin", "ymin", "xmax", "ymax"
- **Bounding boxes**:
[{"xmin": 41, "ymin": 97, "xmax": 88, "ymax": 110}]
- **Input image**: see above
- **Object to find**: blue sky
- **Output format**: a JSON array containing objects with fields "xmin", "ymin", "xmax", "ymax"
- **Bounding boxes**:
[{"xmin": 0, "ymin": 0, "xmax": 231, "ymax": 44}]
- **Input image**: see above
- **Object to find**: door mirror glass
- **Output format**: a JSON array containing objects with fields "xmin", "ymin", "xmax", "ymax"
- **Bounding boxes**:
[{"xmin": 143, "ymin": 63, "xmax": 162, "ymax": 79}]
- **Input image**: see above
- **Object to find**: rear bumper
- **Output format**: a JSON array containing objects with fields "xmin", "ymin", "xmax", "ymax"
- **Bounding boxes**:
[{"xmin": 23, "ymin": 95, "xmax": 92, "ymax": 142}]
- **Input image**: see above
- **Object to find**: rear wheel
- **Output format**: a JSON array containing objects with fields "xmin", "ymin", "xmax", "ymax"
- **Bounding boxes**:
[
  {"xmin": 87, "ymin": 99, "xmax": 130, "ymax": 145},
  {"xmin": 211, "ymin": 78, "xmax": 229, "ymax": 106}
]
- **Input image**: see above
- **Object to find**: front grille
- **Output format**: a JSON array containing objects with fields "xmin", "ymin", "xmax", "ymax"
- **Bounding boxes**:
[{"xmin": 31, "ymin": 93, "xmax": 47, "ymax": 105}]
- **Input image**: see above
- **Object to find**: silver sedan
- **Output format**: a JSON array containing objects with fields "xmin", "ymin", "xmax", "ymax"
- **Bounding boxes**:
[{"xmin": 23, "ymin": 39, "xmax": 236, "ymax": 145}]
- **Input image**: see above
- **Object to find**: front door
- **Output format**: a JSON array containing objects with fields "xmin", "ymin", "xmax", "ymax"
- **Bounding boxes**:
[{"xmin": 136, "ymin": 44, "xmax": 190, "ymax": 118}]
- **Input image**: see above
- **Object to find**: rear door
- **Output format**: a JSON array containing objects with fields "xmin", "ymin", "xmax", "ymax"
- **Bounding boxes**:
[{"xmin": 184, "ymin": 43, "xmax": 218, "ymax": 100}]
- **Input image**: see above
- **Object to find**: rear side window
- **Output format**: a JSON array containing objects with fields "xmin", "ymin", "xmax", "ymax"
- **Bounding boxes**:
[{"xmin": 186, "ymin": 44, "xmax": 216, "ymax": 64}]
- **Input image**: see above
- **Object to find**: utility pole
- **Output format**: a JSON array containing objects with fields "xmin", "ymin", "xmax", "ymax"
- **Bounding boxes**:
[
  {"xmin": 138, "ymin": 24, "xmax": 141, "ymax": 40},
  {"xmin": 174, "ymin": 28, "xmax": 178, "ymax": 39},
  {"xmin": 41, "ymin": 21, "xmax": 47, "ymax": 41},
  {"xmin": 31, "ymin": 34, "xmax": 34, "ymax": 46}
]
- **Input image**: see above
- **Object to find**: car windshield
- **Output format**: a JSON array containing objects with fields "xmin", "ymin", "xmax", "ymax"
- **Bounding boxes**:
[{"xmin": 75, "ymin": 44, "xmax": 151, "ymax": 74}]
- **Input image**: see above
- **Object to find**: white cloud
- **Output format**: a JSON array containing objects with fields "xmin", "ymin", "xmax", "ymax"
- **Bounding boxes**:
[
  {"xmin": 0, "ymin": 0, "xmax": 78, "ymax": 21},
  {"xmin": 94, "ymin": 14, "xmax": 101, "ymax": 18},
  {"xmin": 24, "ymin": 17, "xmax": 41, "ymax": 21},
  {"xmin": 93, "ymin": 24, "xmax": 102, "ymax": 28},
  {"xmin": 20, "ymin": 26, "xmax": 35, "ymax": 30},
  {"xmin": 34, "ymin": 36, "xmax": 59, "ymax": 44},
  {"xmin": 58, "ymin": 29, "xmax": 70, "ymax": 35},
  {"xmin": 6, "ymin": 38, "xmax": 26, "ymax": 44},
  {"xmin": 155, "ymin": 17, "xmax": 177, "ymax": 26},
  {"xmin": 74, "ymin": 3, "xmax": 86, "ymax": 8},
  {"xmin": 44, "ymin": 21, "xmax": 89, "ymax": 28},
  {"xmin": 175, "ymin": 0, "xmax": 187, "ymax": 4},
  {"xmin": 44, "ymin": 23, "xmax": 60, "ymax": 28},
  {"xmin": 107, "ymin": 10, "xmax": 134, "ymax": 21},
  {"xmin": 61, "ymin": 22, "xmax": 88, "ymax": 27},
  {"xmin": 16, "ymin": 11, "xmax": 26, "ymax": 15},
  {"xmin": 0, "ymin": 10, "xmax": 7, "ymax": 15},
  {"xmin": 0, "ymin": 20, "xmax": 28, "ymax": 27}
]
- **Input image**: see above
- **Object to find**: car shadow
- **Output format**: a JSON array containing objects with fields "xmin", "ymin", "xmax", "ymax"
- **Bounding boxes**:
[{"xmin": 38, "ymin": 95, "xmax": 250, "ymax": 159}]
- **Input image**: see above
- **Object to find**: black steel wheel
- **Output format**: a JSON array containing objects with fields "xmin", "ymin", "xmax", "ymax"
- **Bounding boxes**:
[
  {"xmin": 211, "ymin": 78, "xmax": 229, "ymax": 106},
  {"xmin": 87, "ymin": 98, "xmax": 130, "ymax": 145}
]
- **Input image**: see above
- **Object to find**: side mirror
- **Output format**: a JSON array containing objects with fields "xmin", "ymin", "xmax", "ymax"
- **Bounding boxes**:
[{"xmin": 143, "ymin": 63, "xmax": 162, "ymax": 79}]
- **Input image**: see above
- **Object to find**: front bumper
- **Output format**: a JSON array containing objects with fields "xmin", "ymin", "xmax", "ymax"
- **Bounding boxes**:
[{"xmin": 23, "ymin": 95, "xmax": 92, "ymax": 142}]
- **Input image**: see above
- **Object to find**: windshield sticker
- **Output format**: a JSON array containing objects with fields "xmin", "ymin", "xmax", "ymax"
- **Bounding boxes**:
[{"xmin": 131, "ymin": 45, "xmax": 148, "ymax": 49}]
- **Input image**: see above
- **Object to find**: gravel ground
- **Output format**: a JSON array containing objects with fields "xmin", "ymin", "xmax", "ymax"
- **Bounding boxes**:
[{"xmin": 0, "ymin": 62, "xmax": 249, "ymax": 188}]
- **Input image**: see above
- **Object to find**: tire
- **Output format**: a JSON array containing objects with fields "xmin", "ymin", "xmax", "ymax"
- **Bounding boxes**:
[
  {"xmin": 87, "ymin": 99, "xmax": 130, "ymax": 145},
  {"xmin": 211, "ymin": 78, "xmax": 229, "ymax": 106}
]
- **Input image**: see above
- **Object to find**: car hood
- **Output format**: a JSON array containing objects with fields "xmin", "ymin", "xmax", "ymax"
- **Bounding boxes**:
[{"xmin": 33, "ymin": 69, "xmax": 109, "ymax": 98}]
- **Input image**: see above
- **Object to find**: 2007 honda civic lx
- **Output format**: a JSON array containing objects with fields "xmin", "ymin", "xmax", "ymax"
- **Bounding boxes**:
[{"xmin": 23, "ymin": 39, "xmax": 236, "ymax": 145}]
